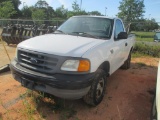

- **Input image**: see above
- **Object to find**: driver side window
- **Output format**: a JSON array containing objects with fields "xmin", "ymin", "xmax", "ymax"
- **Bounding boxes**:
[{"xmin": 114, "ymin": 19, "xmax": 124, "ymax": 39}]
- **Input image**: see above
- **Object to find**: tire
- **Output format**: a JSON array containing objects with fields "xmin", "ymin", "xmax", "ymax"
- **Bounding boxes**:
[
  {"xmin": 83, "ymin": 69, "xmax": 107, "ymax": 106},
  {"xmin": 121, "ymin": 51, "xmax": 131, "ymax": 70}
]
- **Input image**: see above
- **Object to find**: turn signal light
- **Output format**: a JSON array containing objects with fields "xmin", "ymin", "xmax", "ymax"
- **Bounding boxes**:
[{"xmin": 78, "ymin": 60, "xmax": 90, "ymax": 72}]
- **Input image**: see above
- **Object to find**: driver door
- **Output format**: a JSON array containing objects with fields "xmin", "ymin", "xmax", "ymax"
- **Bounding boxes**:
[{"xmin": 111, "ymin": 19, "xmax": 126, "ymax": 73}]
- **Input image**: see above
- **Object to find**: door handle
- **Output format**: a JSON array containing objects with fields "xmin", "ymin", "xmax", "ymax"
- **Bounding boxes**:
[
  {"xmin": 125, "ymin": 43, "xmax": 128, "ymax": 46},
  {"xmin": 110, "ymin": 49, "xmax": 114, "ymax": 54}
]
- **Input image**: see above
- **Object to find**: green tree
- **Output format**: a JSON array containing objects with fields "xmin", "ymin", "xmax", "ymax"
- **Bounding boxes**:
[
  {"xmin": 47, "ymin": 6, "xmax": 55, "ymax": 20},
  {"xmin": 0, "ymin": 1, "xmax": 17, "ymax": 18},
  {"xmin": 130, "ymin": 18, "xmax": 159, "ymax": 31},
  {"xmin": 88, "ymin": 11, "xmax": 102, "ymax": 16},
  {"xmin": 67, "ymin": 0, "xmax": 87, "ymax": 18},
  {"xmin": 55, "ymin": 5, "xmax": 68, "ymax": 19},
  {"xmin": 118, "ymin": 0, "xmax": 145, "ymax": 22},
  {"xmin": 21, "ymin": 6, "xmax": 33, "ymax": 19},
  {"xmin": 34, "ymin": 0, "xmax": 55, "ymax": 20},
  {"xmin": 0, "ymin": 0, "xmax": 22, "ymax": 18},
  {"xmin": 12, "ymin": 0, "xmax": 21, "ymax": 17},
  {"xmin": 32, "ymin": 9, "xmax": 46, "ymax": 24},
  {"xmin": 143, "ymin": 19, "xmax": 159, "ymax": 31},
  {"xmin": 35, "ymin": 0, "xmax": 48, "ymax": 8},
  {"xmin": 67, "ymin": 10, "xmax": 87, "ymax": 18},
  {"xmin": 72, "ymin": 0, "xmax": 80, "ymax": 12}
]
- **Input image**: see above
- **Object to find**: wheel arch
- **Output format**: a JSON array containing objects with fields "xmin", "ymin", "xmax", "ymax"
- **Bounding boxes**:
[
  {"xmin": 131, "ymin": 46, "xmax": 134, "ymax": 52},
  {"xmin": 98, "ymin": 61, "xmax": 110, "ymax": 76}
]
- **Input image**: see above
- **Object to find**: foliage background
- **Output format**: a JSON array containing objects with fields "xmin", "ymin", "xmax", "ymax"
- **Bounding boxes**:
[{"xmin": 0, "ymin": 0, "xmax": 159, "ymax": 31}]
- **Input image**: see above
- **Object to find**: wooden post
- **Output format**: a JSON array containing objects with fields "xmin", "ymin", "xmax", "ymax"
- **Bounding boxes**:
[{"xmin": 0, "ymin": 36, "xmax": 11, "ymax": 62}]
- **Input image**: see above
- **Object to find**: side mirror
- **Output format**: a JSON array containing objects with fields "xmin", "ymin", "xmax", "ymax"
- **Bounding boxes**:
[{"xmin": 117, "ymin": 32, "xmax": 128, "ymax": 39}]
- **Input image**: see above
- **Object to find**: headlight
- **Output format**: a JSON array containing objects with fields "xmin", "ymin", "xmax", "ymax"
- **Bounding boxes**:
[{"xmin": 61, "ymin": 60, "xmax": 90, "ymax": 72}]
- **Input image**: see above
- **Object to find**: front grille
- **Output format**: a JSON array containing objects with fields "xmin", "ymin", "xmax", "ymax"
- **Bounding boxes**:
[{"xmin": 18, "ymin": 50, "xmax": 58, "ymax": 73}]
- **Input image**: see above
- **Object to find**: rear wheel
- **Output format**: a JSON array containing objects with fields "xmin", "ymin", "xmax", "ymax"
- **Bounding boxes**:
[
  {"xmin": 121, "ymin": 51, "xmax": 131, "ymax": 69},
  {"xmin": 83, "ymin": 69, "xmax": 107, "ymax": 106}
]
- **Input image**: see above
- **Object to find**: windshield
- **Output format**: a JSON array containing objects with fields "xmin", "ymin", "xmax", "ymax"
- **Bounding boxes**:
[
  {"xmin": 154, "ymin": 32, "xmax": 160, "ymax": 40},
  {"xmin": 57, "ymin": 17, "xmax": 113, "ymax": 39}
]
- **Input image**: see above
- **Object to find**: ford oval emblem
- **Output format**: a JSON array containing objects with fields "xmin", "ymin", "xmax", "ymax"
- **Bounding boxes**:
[{"xmin": 30, "ymin": 58, "xmax": 38, "ymax": 64}]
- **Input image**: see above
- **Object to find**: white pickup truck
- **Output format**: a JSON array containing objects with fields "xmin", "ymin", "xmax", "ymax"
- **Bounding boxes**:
[{"xmin": 10, "ymin": 16, "xmax": 135, "ymax": 106}]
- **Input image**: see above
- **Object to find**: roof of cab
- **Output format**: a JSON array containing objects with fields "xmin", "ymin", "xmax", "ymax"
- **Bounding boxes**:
[{"xmin": 72, "ymin": 15, "xmax": 116, "ymax": 20}]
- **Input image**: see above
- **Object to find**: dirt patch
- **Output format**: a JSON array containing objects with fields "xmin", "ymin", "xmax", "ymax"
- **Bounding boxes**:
[
  {"xmin": 0, "ymin": 44, "xmax": 159, "ymax": 120},
  {"xmin": 0, "ymin": 44, "xmax": 16, "ymax": 66}
]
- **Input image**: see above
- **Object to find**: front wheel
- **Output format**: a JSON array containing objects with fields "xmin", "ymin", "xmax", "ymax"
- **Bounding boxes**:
[{"xmin": 83, "ymin": 69, "xmax": 107, "ymax": 106}]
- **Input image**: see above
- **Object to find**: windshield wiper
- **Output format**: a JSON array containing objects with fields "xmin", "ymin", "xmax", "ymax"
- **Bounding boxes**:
[
  {"xmin": 54, "ymin": 30, "xmax": 66, "ymax": 34},
  {"xmin": 72, "ymin": 32, "xmax": 98, "ymax": 39}
]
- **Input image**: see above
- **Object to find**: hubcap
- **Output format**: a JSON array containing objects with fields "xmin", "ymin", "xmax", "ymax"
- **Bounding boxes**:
[{"xmin": 96, "ymin": 78, "xmax": 104, "ymax": 100}]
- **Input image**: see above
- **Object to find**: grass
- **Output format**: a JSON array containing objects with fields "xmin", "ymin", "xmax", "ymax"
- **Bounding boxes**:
[
  {"xmin": 21, "ymin": 98, "xmax": 36, "ymax": 120},
  {"xmin": 133, "ymin": 42, "xmax": 160, "ymax": 57},
  {"xmin": 136, "ymin": 37, "xmax": 154, "ymax": 42},
  {"xmin": 131, "ymin": 31, "xmax": 155, "ymax": 42},
  {"xmin": 132, "ymin": 52, "xmax": 150, "ymax": 58},
  {"xmin": 19, "ymin": 91, "xmax": 37, "ymax": 120},
  {"xmin": 23, "ymin": 90, "xmax": 78, "ymax": 120},
  {"xmin": 0, "ymin": 82, "xmax": 78, "ymax": 120},
  {"xmin": 132, "ymin": 31, "xmax": 155, "ymax": 36}
]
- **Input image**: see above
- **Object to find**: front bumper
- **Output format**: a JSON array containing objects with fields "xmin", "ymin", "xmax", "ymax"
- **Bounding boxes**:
[{"xmin": 10, "ymin": 60, "xmax": 95, "ymax": 99}]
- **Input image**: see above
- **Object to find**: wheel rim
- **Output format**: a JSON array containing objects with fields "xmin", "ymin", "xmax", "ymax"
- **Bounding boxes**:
[{"xmin": 96, "ymin": 78, "xmax": 104, "ymax": 100}]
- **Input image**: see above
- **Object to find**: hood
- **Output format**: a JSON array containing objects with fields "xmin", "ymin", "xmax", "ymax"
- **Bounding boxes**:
[{"xmin": 18, "ymin": 34, "xmax": 105, "ymax": 57}]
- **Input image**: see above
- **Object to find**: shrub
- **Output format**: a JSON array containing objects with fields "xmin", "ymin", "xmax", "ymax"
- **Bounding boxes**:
[{"xmin": 133, "ymin": 42, "xmax": 160, "ymax": 57}]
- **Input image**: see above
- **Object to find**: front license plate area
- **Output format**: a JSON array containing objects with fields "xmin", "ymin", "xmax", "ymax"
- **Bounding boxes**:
[{"xmin": 21, "ymin": 77, "xmax": 34, "ymax": 90}]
